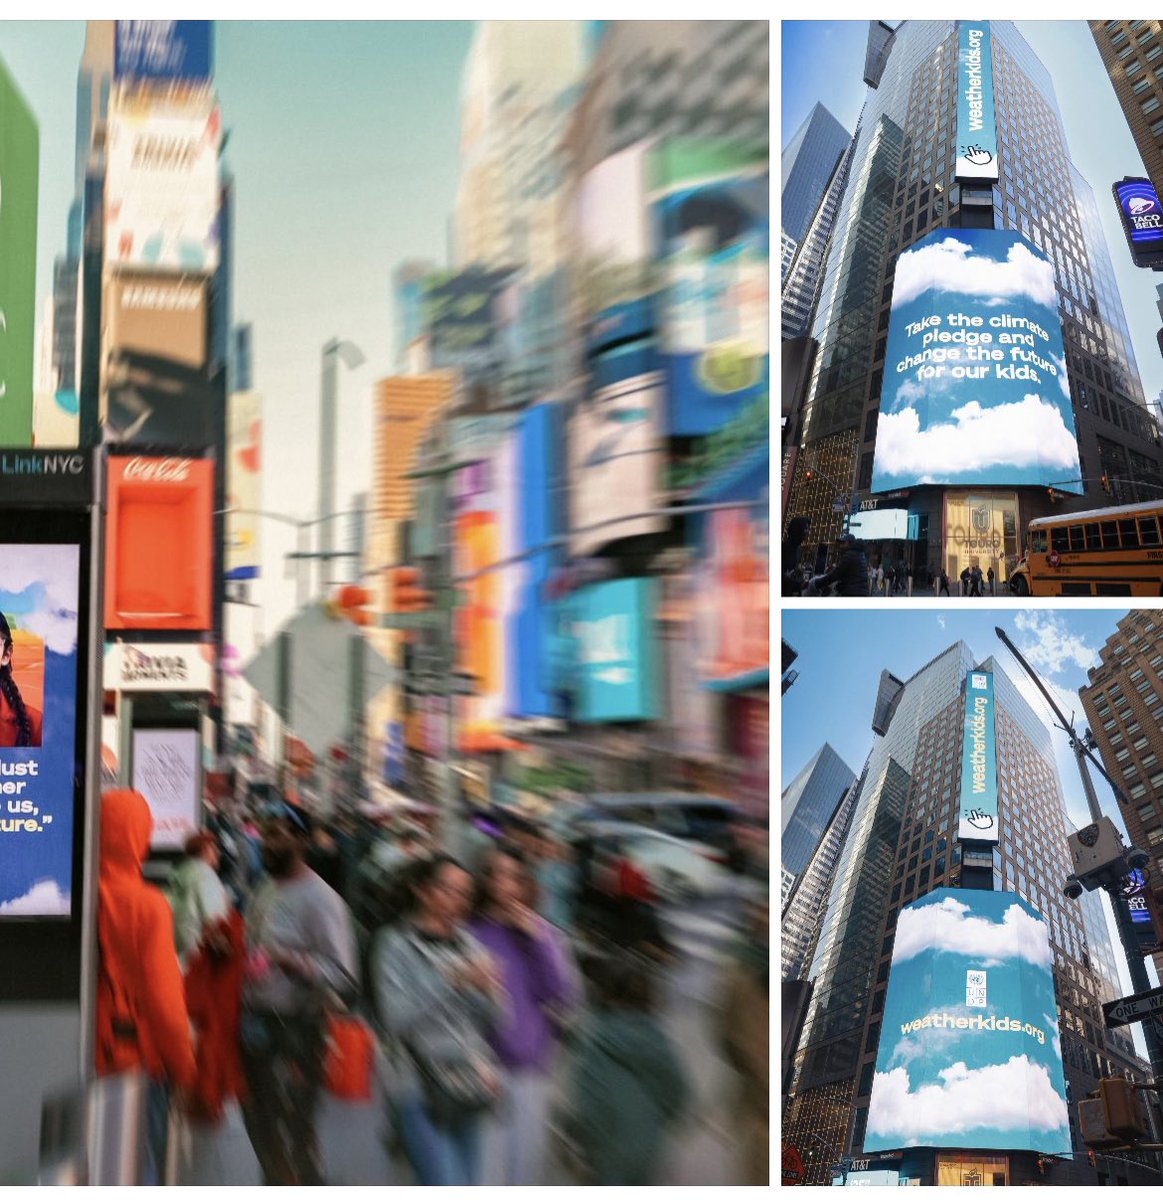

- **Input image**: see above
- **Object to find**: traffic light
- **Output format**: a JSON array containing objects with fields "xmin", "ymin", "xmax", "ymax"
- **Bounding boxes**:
[
  {"xmin": 334, "ymin": 583, "xmax": 375, "ymax": 626},
  {"xmin": 391, "ymin": 566, "xmax": 432, "ymax": 613},
  {"xmin": 1100, "ymin": 1077, "xmax": 1147, "ymax": 1142}
]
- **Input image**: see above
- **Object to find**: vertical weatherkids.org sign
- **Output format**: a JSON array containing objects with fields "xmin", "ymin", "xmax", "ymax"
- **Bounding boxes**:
[
  {"xmin": 959, "ymin": 669, "xmax": 999, "ymax": 842},
  {"xmin": 865, "ymin": 890, "xmax": 1071, "ymax": 1155},
  {"xmin": 871, "ymin": 229, "xmax": 1080, "ymax": 493},
  {"xmin": 0, "ymin": 545, "xmax": 81, "ymax": 918},
  {"xmin": 957, "ymin": 22, "xmax": 998, "ymax": 182}
]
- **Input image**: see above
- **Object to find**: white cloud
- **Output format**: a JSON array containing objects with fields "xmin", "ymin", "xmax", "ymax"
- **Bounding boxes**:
[
  {"xmin": 0, "ymin": 878, "xmax": 70, "ymax": 916},
  {"xmin": 875, "ymin": 394, "xmax": 1080, "ymax": 480},
  {"xmin": 1044, "ymin": 1011, "xmax": 1061, "ymax": 1060},
  {"xmin": 1013, "ymin": 611, "xmax": 1099, "ymax": 678},
  {"xmin": 0, "ymin": 545, "xmax": 80, "ymax": 656},
  {"xmin": 893, "ymin": 895, "xmax": 1052, "ymax": 968},
  {"xmin": 867, "ymin": 1056, "xmax": 1069, "ymax": 1144},
  {"xmin": 892, "ymin": 235, "xmax": 1058, "ymax": 308},
  {"xmin": 938, "ymin": 615, "xmax": 947, "ymax": 630}
]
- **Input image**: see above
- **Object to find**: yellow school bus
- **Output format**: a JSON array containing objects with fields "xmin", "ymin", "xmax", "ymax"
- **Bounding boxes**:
[{"xmin": 1009, "ymin": 501, "xmax": 1163, "ymax": 596}]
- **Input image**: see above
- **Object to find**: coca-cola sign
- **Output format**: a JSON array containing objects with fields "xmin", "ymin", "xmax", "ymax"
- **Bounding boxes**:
[{"xmin": 122, "ymin": 456, "xmax": 192, "ymax": 483}]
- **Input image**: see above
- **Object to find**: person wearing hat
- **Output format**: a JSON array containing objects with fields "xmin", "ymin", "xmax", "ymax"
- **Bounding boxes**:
[
  {"xmin": 811, "ymin": 532, "xmax": 869, "ymax": 597},
  {"xmin": 239, "ymin": 801, "xmax": 359, "ymax": 1185}
]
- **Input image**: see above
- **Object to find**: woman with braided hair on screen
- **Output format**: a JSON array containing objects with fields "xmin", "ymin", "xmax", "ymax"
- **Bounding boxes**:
[{"xmin": 0, "ymin": 612, "xmax": 42, "ymax": 748}]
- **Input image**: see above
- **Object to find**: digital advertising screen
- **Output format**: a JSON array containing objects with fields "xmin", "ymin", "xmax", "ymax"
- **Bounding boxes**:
[
  {"xmin": 958, "ymin": 667, "xmax": 999, "ymax": 843},
  {"xmin": 956, "ymin": 22, "xmax": 998, "ymax": 182},
  {"xmin": 0, "ymin": 544, "xmax": 81, "ymax": 918},
  {"xmin": 865, "ymin": 889, "xmax": 1071, "ymax": 1156},
  {"xmin": 1113, "ymin": 177, "xmax": 1163, "ymax": 270},
  {"xmin": 872, "ymin": 228, "xmax": 1080, "ymax": 494}
]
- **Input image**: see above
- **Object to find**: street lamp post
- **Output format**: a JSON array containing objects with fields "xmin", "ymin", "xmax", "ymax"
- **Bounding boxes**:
[
  {"xmin": 996, "ymin": 626, "xmax": 1163, "ymax": 1095},
  {"xmin": 318, "ymin": 338, "xmax": 365, "ymax": 594}
]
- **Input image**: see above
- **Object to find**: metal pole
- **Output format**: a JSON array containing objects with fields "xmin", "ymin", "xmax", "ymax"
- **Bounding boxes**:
[
  {"xmin": 296, "ymin": 521, "xmax": 309, "ymax": 609},
  {"xmin": 277, "ymin": 629, "xmax": 291, "ymax": 797},
  {"xmin": 318, "ymin": 340, "xmax": 338, "ymax": 595}
]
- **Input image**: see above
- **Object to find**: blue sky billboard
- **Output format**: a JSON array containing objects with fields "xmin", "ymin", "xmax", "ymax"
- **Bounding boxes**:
[
  {"xmin": 865, "ymin": 889, "xmax": 1071, "ymax": 1155},
  {"xmin": 958, "ymin": 667, "xmax": 999, "ymax": 842},
  {"xmin": 871, "ymin": 228, "xmax": 1081, "ymax": 494},
  {"xmin": 0, "ymin": 545, "xmax": 80, "ymax": 918},
  {"xmin": 956, "ymin": 22, "xmax": 998, "ymax": 182}
]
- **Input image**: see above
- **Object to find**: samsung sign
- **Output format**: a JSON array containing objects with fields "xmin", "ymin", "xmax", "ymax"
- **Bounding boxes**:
[
  {"xmin": 959, "ymin": 668, "xmax": 999, "ymax": 843},
  {"xmin": 956, "ymin": 22, "xmax": 998, "ymax": 182},
  {"xmin": 1113, "ymin": 177, "xmax": 1163, "ymax": 269}
]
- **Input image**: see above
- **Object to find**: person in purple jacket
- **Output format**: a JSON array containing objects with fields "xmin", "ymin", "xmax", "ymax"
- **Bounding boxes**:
[{"xmin": 469, "ymin": 842, "xmax": 576, "ymax": 1185}]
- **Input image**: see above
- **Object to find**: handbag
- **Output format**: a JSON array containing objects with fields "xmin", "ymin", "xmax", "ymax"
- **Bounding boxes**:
[
  {"xmin": 403, "ymin": 932, "xmax": 500, "ymax": 1125},
  {"xmin": 323, "ymin": 1011, "xmax": 376, "ymax": 1101}
]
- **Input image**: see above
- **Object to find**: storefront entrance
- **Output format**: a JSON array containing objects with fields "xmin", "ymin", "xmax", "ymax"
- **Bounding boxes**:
[
  {"xmin": 944, "ymin": 491, "xmax": 1021, "ymax": 590},
  {"xmin": 935, "ymin": 1154, "xmax": 1009, "ymax": 1186}
]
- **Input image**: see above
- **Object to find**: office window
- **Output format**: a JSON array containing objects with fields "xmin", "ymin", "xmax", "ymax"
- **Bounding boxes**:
[
  {"xmin": 1143, "ymin": 95, "xmax": 1162, "ymax": 114},
  {"xmin": 1133, "ymin": 76, "xmax": 1151, "ymax": 93},
  {"xmin": 1148, "ymin": 827, "xmax": 1163, "ymax": 846}
]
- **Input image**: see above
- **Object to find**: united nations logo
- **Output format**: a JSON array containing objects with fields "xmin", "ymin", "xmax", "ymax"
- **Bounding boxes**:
[
  {"xmin": 971, "ymin": 506, "xmax": 991, "ymax": 533},
  {"xmin": 1079, "ymin": 824, "xmax": 1100, "ymax": 848}
]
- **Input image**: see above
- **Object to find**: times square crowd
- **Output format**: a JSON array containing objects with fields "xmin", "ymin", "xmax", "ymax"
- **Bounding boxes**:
[{"xmin": 94, "ymin": 785, "xmax": 770, "ymax": 1187}]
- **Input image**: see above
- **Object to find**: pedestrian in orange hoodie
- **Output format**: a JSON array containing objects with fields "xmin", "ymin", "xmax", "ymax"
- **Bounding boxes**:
[{"xmin": 96, "ymin": 788, "xmax": 197, "ymax": 1182}]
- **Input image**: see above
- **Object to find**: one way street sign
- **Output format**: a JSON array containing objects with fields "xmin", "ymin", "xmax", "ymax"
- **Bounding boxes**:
[{"xmin": 1103, "ymin": 984, "xmax": 1163, "ymax": 1029}]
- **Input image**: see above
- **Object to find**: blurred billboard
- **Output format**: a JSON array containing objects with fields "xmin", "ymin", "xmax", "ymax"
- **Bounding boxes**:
[
  {"xmin": 114, "ymin": 21, "xmax": 213, "ymax": 83},
  {"xmin": 422, "ymin": 266, "xmax": 514, "ymax": 371},
  {"xmin": 0, "ymin": 60, "xmax": 38, "ymax": 445},
  {"xmin": 649, "ymin": 139, "xmax": 769, "ymax": 436},
  {"xmin": 226, "ymin": 390, "xmax": 262, "ymax": 580},
  {"xmin": 105, "ymin": 92, "xmax": 221, "ymax": 275},
  {"xmin": 107, "ymin": 273, "xmax": 206, "ymax": 367},
  {"xmin": 871, "ymin": 228, "xmax": 1080, "ymax": 493},
  {"xmin": 569, "ymin": 342, "xmax": 666, "ymax": 558},
  {"xmin": 576, "ymin": 139, "xmax": 655, "ymax": 353},
  {"xmin": 865, "ymin": 889, "xmax": 1070, "ymax": 1155}
]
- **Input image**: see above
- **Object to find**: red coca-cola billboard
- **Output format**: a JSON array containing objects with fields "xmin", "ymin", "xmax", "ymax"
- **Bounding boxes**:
[{"xmin": 105, "ymin": 454, "xmax": 214, "ymax": 631}]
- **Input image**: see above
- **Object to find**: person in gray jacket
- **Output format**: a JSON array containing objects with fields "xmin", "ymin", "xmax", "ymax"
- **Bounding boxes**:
[
  {"xmin": 240, "ymin": 802, "xmax": 359, "ymax": 1186},
  {"xmin": 371, "ymin": 853, "xmax": 504, "ymax": 1186}
]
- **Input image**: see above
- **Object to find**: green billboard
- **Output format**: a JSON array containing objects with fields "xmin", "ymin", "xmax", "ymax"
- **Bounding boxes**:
[{"xmin": 0, "ymin": 59, "xmax": 38, "ymax": 446}]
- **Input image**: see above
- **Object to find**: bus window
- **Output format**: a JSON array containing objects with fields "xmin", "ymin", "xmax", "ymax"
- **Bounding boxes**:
[
  {"xmin": 1051, "ymin": 527, "xmax": 1070, "ymax": 553},
  {"xmin": 1096, "ymin": 583, "xmax": 1134, "ymax": 596},
  {"xmin": 1061, "ymin": 582, "xmax": 1094, "ymax": 596},
  {"xmin": 1068, "ymin": 525, "xmax": 1085, "ymax": 550},
  {"xmin": 1085, "ymin": 523, "xmax": 1102, "ymax": 550},
  {"xmin": 1102, "ymin": 521, "xmax": 1120, "ymax": 548},
  {"xmin": 1030, "ymin": 530, "xmax": 1048, "ymax": 553},
  {"xmin": 1120, "ymin": 519, "xmax": 1141, "ymax": 548},
  {"xmin": 1140, "ymin": 517, "xmax": 1162, "ymax": 547}
]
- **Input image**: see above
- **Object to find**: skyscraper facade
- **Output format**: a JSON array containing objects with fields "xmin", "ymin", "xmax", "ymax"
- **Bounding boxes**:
[
  {"xmin": 781, "ymin": 742, "xmax": 858, "ymax": 881},
  {"xmin": 1090, "ymin": 20, "xmax": 1163, "ymax": 209},
  {"xmin": 781, "ymin": 138, "xmax": 854, "ymax": 341},
  {"xmin": 783, "ymin": 641, "xmax": 1151, "ymax": 1186},
  {"xmin": 781, "ymin": 101, "xmax": 852, "ymax": 246},
  {"xmin": 781, "ymin": 762, "xmax": 862, "ymax": 981},
  {"xmin": 1078, "ymin": 608, "xmax": 1163, "ymax": 978},
  {"xmin": 784, "ymin": 21, "xmax": 1163, "ymax": 580}
]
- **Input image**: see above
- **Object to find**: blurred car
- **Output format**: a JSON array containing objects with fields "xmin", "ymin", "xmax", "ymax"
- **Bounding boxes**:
[
  {"xmin": 574, "ymin": 820, "xmax": 729, "ymax": 904},
  {"xmin": 570, "ymin": 793, "xmax": 739, "ymax": 851}
]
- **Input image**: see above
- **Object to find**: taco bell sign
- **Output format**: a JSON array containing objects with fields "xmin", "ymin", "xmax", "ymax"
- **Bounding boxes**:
[{"xmin": 1113, "ymin": 177, "xmax": 1163, "ymax": 269}]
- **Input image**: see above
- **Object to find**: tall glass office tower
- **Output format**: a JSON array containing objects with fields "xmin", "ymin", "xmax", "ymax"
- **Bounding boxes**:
[
  {"xmin": 782, "ymin": 742, "xmax": 858, "ymax": 883},
  {"xmin": 783, "ymin": 21, "xmax": 1163, "ymax": 578},
  {"xmin": 782, "ymin": 102, "xmax": 852, "ymax": 246},
  {"xmin": 782, "ymin": 641, "xmax": 1153, "ymax": 1187}
]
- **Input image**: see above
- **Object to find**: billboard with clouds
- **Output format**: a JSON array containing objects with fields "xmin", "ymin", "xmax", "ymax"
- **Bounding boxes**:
[
  {"xmin": 865, "ymin": 889, "xmax": 1070, "ymax": 1155},
  {"xmin": 872, "ymin": 229, "xmax": 1080, "ymax": 494}
]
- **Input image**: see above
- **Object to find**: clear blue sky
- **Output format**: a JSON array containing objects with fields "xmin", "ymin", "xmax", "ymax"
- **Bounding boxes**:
[
  {"xmin": 0, "ymin": 20, "xmax": 476, "ymax": 628},
  {"xmin": 781, "ymin": 20, "xmax": 1163, "ymax": 412}
]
